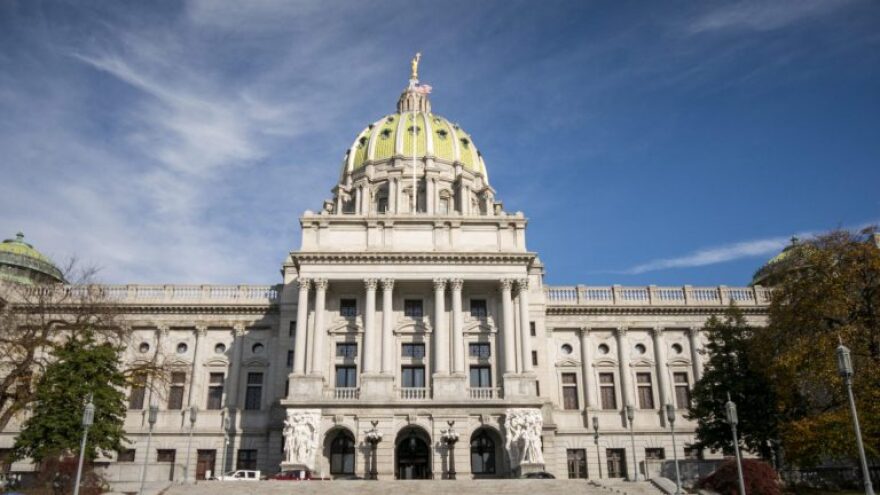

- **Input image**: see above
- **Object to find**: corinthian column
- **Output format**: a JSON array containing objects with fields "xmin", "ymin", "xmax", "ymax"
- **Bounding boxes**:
[
  {"xmin": 293, "ymin": 278, "xmax": 311, "ymax": 374},
  {"xmin": 381, "ymin": 278, "xmax": 395, "ymax": 374},
  {"xmin": 615, "ymin": 327, "xmax": 633, "ymax": 408},
  {"xmin": 517, "ymin": 278, "xmax": 532, "ymax": 373},
  {"xmin": 652, "ymin": 327, "xmax": 669, "ymax": 412},
  {"xmin": 450, "ymin": 278, "xmax": 464, "ymax": 374},
  {"xmin": 688, "ymin": 327, "xmax": 703, "ymax": 381},
  {"xmin": 309, "ymin": 279, "xmax": 328, "ymax": 375},
  {"xmin": 579, "ymin": 327, "xmax": 596, "ymax": 409},
  {"xmin": 433, "ymin": 279, "xmax": 448, "ymax": 374},
  {"xmin": 500, "ymin": 279, "xmax": 516, "ymax": 375},
  {"xmin": 363, "ymin": 279, "xmax": 379, "ymax": 373}
]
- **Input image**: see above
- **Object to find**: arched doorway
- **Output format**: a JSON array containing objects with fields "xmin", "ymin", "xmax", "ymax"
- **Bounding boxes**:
[
  {"xmin": 395, "ymin": 427, "xmax": 431, "ymax": 479},
  {"xmin": 470, "ymin": 429, "xmax": 496, "ymax": 476},
  {"xmin": 328, "ymin": 430, "xmax": 356, "ymax": 475}
]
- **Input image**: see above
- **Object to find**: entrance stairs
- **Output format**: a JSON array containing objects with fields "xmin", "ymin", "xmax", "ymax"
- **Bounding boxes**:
[{"xmin": 161, "ymin": 479, "xmax": 666, "ymax": 495}]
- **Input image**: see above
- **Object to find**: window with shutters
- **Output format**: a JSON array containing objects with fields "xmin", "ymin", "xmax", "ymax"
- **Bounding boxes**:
[
  {"xmin": 561, "ymin": 373, "xmax": 579, "ymax": 410},
  {"xmin": 207, "ymin": 373, "xmax": 224, "ymax": 410},
  {"xmin": 674, "ymin": 372, "xmax": 691, "ymax": 408},
  {"xmin": 244, "ymin": 372, "xmax": 263, "ymax": 410},
  {"xmin": 599, "ymin": 373, "xmax": 617, "ymax": 410},
  {"xmin": 637, "ymin": 372, "xmax": 655, "ymax": 409},
  {"xmin": 167, "ymin": 372, "xmax": 186, "ymax": 410}
]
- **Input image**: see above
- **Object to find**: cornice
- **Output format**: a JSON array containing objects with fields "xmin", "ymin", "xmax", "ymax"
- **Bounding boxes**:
[{"xmin": 288, "ymin": 251, "xmax": 536, "ymax": 266}]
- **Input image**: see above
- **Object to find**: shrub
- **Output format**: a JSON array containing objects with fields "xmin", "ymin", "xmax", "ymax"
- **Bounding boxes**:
[{"xmin": 698, "ymin": 458, "xmax": 782, "ymax": 495}]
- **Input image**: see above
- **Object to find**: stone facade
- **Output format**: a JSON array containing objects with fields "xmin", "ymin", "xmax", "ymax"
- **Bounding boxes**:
[{"xmin": 0, "ymin": 76, "xmax": 774, "ymax": 483}]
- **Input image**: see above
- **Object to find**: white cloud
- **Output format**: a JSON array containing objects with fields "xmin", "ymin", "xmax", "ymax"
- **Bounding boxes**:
[
  {"xmin": 623, "ymin": 236, "xmax": 792, "ymax": 275},
  {"xmin": 687, "ymin": 0, "xmax": 855, "ymax": 34}
]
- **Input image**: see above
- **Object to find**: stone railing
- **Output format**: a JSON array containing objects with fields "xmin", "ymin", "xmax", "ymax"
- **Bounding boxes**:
[
  {"xmin": 326, "ymin": 387, "xmax": 359, "ymax": 400},
  {"xmin": 19, "ymin": 284, "xmax": 281, "ymax": 305},
  {"xmin": 468, "ymin": 387, "xmax": 502, "ymax": 400},
  {"xmin": 398, "ymin": 387, "xmax": 430, "ymax": 400},
  {"xmin": 544, "ymin": 285, "xmax": 772, "ymax": 307}
]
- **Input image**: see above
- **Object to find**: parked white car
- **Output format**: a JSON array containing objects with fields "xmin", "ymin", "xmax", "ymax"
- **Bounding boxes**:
[{"xmin": 214, "ymin": 470, "xmax": 262, "ymax": 481}]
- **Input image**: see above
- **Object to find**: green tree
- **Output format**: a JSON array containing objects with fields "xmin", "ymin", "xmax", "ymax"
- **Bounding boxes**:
[
  {"xmin": 688, "ymin": 306, "xmax": 780, "ymax": 460},
  {"xmin": 12, "ymin": 329, "xmax": 128, "ymax": 463},
  {"xmin": 753, "ymin": 228, "xmax": 880, "ymax": 466}
]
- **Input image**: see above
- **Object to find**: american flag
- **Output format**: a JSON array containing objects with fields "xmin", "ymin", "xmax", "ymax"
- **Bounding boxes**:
[{"xmin": 415, "ymin": 83, "xmax": 432, "ymax": 94}]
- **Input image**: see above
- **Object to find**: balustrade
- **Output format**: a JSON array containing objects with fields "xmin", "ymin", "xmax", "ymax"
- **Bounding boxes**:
[
  {"xmin": 468, "ymin": 387, "xmax": 501, "ymax": 400},
  {"xmin": 544, "ymin": 285, "xmax": 772, "ymax": 307},
  {"xmin": 327, "ymin": 388, "xmax": 360, "ymax": 400},
  {"xmin": 398, "ymin": 387, "xmax": 430, "ymax": 400}
]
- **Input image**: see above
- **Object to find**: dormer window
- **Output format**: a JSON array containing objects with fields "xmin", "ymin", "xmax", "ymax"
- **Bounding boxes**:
[
  {"xmin": 380, "ymin": 128, "xmax": 392, "ymax": 139},
  {"xmin": 460, "ymin": 137, "xmax": 470, "ymax": 149},
  {"xmin": 436, "ymin": 129, "xmax": 448, "ymax": 140},
  {"xmin": 387, "ymin": 116, "xmax": 395, "ymax": 122},
  {"xmin": 407, "ymin": 125, "xmax": 421, "ymax": 135},
  {"xmin": 358, "ymin": 136, "xmax": 367, "ymax": 147}
]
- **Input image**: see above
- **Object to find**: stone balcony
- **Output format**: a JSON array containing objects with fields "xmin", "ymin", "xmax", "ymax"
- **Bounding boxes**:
[
  {"xmin": 544, "ymin": 284, "xmax": 772, "ymax": 307},
  {"xmin": 17, "ymin": 284, "xmax": 281, "ymax": 305}
]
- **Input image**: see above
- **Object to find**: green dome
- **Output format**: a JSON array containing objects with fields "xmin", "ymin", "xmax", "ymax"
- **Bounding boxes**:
[
  {"xmin": 751, "ymin": 237, "xmax": 813, "ymax": 286},
  {"xmin": 342, "ymin": 112, "xmax": 488, "ymax": 181},
  {"xmin": 0, "ymin": 233, "xmax": 64, "ymax": 285}
]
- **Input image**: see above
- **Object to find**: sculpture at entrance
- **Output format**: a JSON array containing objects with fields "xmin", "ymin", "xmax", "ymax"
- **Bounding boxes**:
[
  {"xmin": 504, "ymin": 408, "xmax": 545, "ymax": 468},
  {"xmin": 282, "ymin": 409, "xmax": 321, "ymax": 469}
]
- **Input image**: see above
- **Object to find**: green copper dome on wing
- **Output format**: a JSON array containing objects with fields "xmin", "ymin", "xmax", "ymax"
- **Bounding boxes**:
[{"xmin": 0, "ymin": 233, "xmax": 65, "ymax": 285}]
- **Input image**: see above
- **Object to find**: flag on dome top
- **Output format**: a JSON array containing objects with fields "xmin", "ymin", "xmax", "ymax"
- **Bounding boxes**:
[{"xmin": 415, "ymin": 83, "xmax": 432, "ymax": 94}]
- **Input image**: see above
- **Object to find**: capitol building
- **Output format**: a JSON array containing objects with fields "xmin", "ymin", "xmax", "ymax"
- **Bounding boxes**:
[{"xmin": 0, "ymin": 61, "xmax": 774, "ymax": 484}]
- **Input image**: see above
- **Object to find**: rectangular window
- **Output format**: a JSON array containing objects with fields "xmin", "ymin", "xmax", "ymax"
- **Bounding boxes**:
[
  {"xmin": 377, "ymin": 197, "xmax": 388, "ymax": 214},
  {"xmin": 128, "ymin": 374, "xmax": 146, "ymax": 410},
  {"xmin": 289, "ymin": 321, "xmax": 296, "ymax": 338},
  {"xmin": 244, "ymin": 372, "xmax": 263, "ymax": 410},
  {"xmin": 207, "ymin": 373, "xmax": 224, "ymax": 410},
  {"xmin": 340, "ymin": 298, "xmax": 357, "ymax": 317},
  {"xmin": 335, "ymin": 366, "xmax": 357, "ymax": 388},
  {"xmin": 404, "ymin": 299, "xmax": 424, "ymax": 318},
  {"xmin": 470, "ymin": 299, "xmax": 488, "ymax": 318},
  {"xmin": 599, "ymin": 373, "xmax": 617, "ymax": 410},
  {"xmin": 468, "ymin": 343, "xmax": 491, "ymax": 358},
  {"xmin": 157, "ymin": 449, "xmax": 176, "ymax": 463},
  {"xmin": 401, "ymin": 366, "xmax": 425, "ymax": 388},
  {"xmin": 637, "ymin": 372, "xmax": 655, "ymax": 409},
  {"xmin": 684, "ymin": 446, "xmax": 703, "ymax": 460},
  {"xmin": 645, "ymin": 448, "xmax": 665, "ymax": 461},
  {"xmin": 236, "ymin": 449, "xmax": 258, "ymax": 470},
  {"xmin": 469, "ymin": 366, "xmax": 492, "ymax": 388},
  {"xmin": 530, "ymin": 321, "xmax": 536, "ymax": 336},
  {"xmin": 401, "ymin": 343, "xmax": 425, "ymax": 359},
  {"xmin": 287, "ymin": 350, "xmax": 294, "ymax": 367},
  {"xmin": 674, "ymin": 372, "xmax": 691, "ymax": 409},
  {"xmin": 562, "ymin": 373, "xmax": 579, "ymax": 410},
  {"xmin": 117, "ymin": 449, "xmax": 136, "ymax": 463},
  {"xmin": 336, "ymin": 342, "xmax": 358, "ymax": 358},
  {"xmin": 566, "ymin": 449, "xmax": 588, "ymax": 479},
  {"xmin": 531, "ymin": 350, "xmax": 538, "ymax": 366},
  {"xmin": 536, "ymin": 380, "xmax": 541, "ymax": 396},
  {"xmin": 167, "ymin": 371, "xmax": 186, "ymax": 410}
]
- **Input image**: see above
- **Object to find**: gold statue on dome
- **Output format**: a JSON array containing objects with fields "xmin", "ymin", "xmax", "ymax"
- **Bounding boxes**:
[{"xmin": 410, "ymin": 52, "xmax": 421, "ymax": 80}]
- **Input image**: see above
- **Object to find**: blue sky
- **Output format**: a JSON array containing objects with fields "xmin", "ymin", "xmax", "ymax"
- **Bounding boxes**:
[{"xmin": 1, "ymin": 0, "xmax": 878, "ymax": 286}]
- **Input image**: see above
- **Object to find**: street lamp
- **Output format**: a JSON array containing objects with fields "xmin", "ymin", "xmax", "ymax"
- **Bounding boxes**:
[
  {"xmin": 837, "ymin": 343, "xmax": 875, "ymax": 495},
  {"xmin": 625, "ymin": 405, "xmax": 639, "ymax": 482},
  {"xmin": 725, "ymin": 394, "xmax": 746, "ymax": 495},
  {"xmin": 184, "ymin": 406, "xmax": 198, "ymax": 483},
  {"xmin": 364, "ymin": 421, "xmax": 383, "ymax": 480},
  {"xmin": 592, "ymin": 416, "xmax": 602, "ymax": 479},
  {"xmin": 441, "ymin": 421, "xmax": 460, "ymax": 480},
  {"xmin": 73, "ymin": 394, "xmax": 95, "ymax": 495},
  {"xmin": 220, "ymin": 414, "xmax": 231, "ymax": 479},
  {"xmin": 665, "ymin": 404, "xmax": 683, "ymax": 495},
  {"xmin": 138, "ymin": 404, "xmax": 159, "ymax": 495}
]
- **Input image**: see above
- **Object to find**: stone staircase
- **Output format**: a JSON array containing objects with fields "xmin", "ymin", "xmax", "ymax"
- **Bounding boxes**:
[{"xmin": 160, "ymin": 479, "xmax": 666, "ymax": 495}]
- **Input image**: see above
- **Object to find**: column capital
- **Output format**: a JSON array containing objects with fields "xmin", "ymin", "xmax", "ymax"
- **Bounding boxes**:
[
  {"xmin": 233, "ymin": 323, "xmax": 246, "ymax": 336},
  {"xmin": 449, "ymin": 278, "xmax": 464, "ymax": 291},
  {"xmin": 298, "ymin": 278, "xmax": 312, "ymax": 291},
  {"xmin": 313, "ymin": 278, "xmax": 329, "ymax": 290},
  {"xmin": 156, "ymin": 324, "xmax": 170, "ymax": 338},
  {"xmin": 381, "ymin": 278, "xmax": 395, "ymax": 291},
  {"xmin": 614, "ymin": 326, "xmax": 628, "ymax": 338},
  {"xmin": 651, "ymin": 326, "xmax": 664, "ymax": 338},
  {"xmin": 515, "ymin": 278, "xmax": 530, "ymax": 292},
  {"xmin": 195, "ymin": 324, "xmax": 208, "ymax": 337},
  {"xmin": 687, "ymin": 326, "xmax": 701, "ymax": 337},
  {"xmin": 578, "ymin": 326, "xmax": 592, "ymax": 336},
  {"xmin": 364, "ymin": 278, "xmax": 379, "ymax": 291},
  {"xmin": 432, "ymin": 278, "xmax": 447, "ymax": 291},
  {"xmin": 499, "ymin": 278, "xmax": 514, "ymax": 291}
]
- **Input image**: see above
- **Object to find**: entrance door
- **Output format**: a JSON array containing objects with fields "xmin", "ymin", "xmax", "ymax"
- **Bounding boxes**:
[
  {"xmin": 606, "ymin": 448, "xmax": 626, "ymax": 479},
  {"xmin": 196, "ymin": 450, "xmax": 216, "ymax": 480},
  {"xmin": 396, "ymin": 433, "xmax": 430, "ymax": 479}
]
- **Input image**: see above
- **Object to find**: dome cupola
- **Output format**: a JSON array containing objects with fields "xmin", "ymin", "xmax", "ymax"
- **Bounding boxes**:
[{"xmin": 0, "ymin": 232, "xmax": 65, "ymax": 285}]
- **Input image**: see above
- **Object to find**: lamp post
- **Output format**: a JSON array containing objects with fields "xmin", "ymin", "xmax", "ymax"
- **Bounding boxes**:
[
  {"xmin": 441, "ymin": 421, "xmax": 460, "ymax": 480},
  {"xmin": 625, "ymin": 405, "xmax": 639, "ymax": 482},
  {"xmin": 592, "ymin": 416, "xmax": 602, "ymax": 479},
  {"xmin": 665, "ymin": 404, "xmax": 683, "ymax": 495},
  {"xmin": 138, "ymin": 404, "xmax": 159, "ymax": 495},
  {"xmin": 73, "ymin": 394, "xmax": 95, "ymax": 495},
  {"xmin": 220, "ymin": 414, "xmax": 230, "ymax": 479},
  {"xmin": 364, "ymin": 421, "xmax": 383, "ymax": 480},
  {"xmin": 184, "ymin": 406, "xmax": 198, "ymax": 483},
  {"xmin": 725, "ymin": 394, "xmax": 746, "ymax": 495},
  {"xmin": 837, "ymin": 343, "xmax": 875, "ymax": 495}
]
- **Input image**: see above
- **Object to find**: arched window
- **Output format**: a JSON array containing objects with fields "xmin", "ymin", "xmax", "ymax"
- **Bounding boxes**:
[
  {"xmin": 330, "ymin": 431, "xmax": 355, "ymax": 474},
  {"xmin": 470, "ymin": 430, "xmax": 496, "ymax": 474}
]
